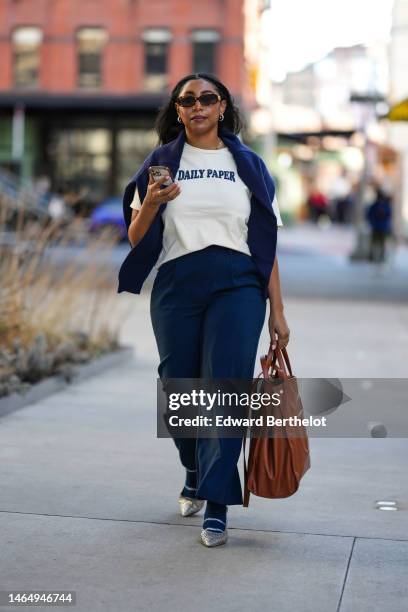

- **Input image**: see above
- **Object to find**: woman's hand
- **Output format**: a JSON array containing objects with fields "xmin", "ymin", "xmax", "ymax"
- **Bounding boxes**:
[
  {"xmin": 268, "ymin": 308, "xmax": 290, "ymax": 350},
  {"xmin": 144, "ymin": 173, "xmax": 181, "ymax": 209},
  {"xmin": 127, "ymin": 174, "xmax": 181, "ymax": 248}
]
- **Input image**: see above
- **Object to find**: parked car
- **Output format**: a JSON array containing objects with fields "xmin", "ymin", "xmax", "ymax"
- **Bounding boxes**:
[{"xmin": 88, "ymin": 197, "xmax": 127, "ymax": 241}]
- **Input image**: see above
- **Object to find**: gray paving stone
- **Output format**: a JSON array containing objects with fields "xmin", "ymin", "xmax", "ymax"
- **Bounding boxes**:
[
  {"xmin": 0, "ymin": 513, "xmax": 352, "ymax": 612},
  {"xmin": 340, "ymin": 538, "xmax": 408, "ymax": 612}
]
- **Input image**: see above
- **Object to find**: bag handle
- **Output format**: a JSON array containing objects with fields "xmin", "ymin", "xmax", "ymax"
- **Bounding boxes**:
[
  {"xmin": 263, "ymin": 344, "xmax": 293, "ymax": 379},
  {"xmin": 243, "ymin": 431, "xmax": 250, "ymax": 507},
  {"xmin": 269, "ymin": 343, "xmax": 293, "ymax": 376},
  {"xmin": 261, "ymin": 354, "xmax": 284, "ymax": 379}
]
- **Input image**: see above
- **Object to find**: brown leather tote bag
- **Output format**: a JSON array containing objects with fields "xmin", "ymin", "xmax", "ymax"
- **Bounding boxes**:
[{"xmin": 243, "ymin": 344, "xmax": 311, "ymax": 507}]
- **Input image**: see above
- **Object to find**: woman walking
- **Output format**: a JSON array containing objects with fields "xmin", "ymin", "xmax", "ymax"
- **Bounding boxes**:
[{"xmin": 118, "ymin": 73, "xmax": 290, "ymax": 548}]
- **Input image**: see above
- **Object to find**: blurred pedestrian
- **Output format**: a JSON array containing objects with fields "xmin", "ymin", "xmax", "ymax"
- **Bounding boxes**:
[
  {"xmin": 335, "ymin": 193, "xmax": 353, "ymax": 224},
  {"xmin": 307, "ymin": 186, "xmax": 328, "ymax": 223},
  {"xmin": 365, "ymin": 186, "xmax": 392, "ymax": 263}
]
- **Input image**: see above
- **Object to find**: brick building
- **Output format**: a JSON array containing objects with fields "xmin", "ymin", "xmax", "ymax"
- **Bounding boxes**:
[{"xmin": 0, "ymin": 0, "xmax": 260, "ymax": 204}]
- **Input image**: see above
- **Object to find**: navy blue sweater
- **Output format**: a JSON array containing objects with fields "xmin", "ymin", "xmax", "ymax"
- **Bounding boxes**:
[{"xmin": 117, "ymin": 127, "xmax": 277, "ymax": 299}]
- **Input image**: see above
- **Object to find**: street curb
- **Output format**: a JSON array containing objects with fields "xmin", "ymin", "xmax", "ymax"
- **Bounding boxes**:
[{"xmin": 0, "ymin": 345, "xmax": 135, "ymax": 420}]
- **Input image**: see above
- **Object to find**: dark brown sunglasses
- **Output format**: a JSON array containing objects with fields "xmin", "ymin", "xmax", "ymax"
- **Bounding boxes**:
[{"xmin": 176, "ymin": 93, "xmax": 223, "ymax": 108}]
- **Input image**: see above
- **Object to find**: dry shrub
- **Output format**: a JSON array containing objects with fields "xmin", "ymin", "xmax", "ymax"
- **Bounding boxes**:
[{"xmin": 0, "ymin": 200, "xmax": 127, "ymax": 358}]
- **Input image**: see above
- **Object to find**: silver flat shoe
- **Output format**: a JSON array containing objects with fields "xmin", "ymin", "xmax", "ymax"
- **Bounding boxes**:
[
  {"xmin": 178, "ymin": 495, "xmax": 205, "ymax": 517},
  {"xmin": 200, "ymin": 528, "xmax": 228, "ymax": 547}
]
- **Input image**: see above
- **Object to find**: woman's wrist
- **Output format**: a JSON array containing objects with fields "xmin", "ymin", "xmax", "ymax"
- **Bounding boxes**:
[
  {"xmin": 269, "ymin": 299, "xmax": 284, "ymax": 316},
  {"xmin": 143, "ymin": 197, "xmax": 161, "ymax": 212}
]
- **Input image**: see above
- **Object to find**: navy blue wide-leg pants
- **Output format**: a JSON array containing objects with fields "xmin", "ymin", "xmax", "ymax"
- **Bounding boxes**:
[{"xmin": 150, "ymin": 245, "xmax": 267, "ymax": 505}]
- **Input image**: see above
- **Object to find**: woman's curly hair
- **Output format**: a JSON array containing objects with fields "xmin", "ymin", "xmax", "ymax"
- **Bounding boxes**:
[{"xmin": 154, "ymin": 72, "xmax": 245, "ymax": 146}]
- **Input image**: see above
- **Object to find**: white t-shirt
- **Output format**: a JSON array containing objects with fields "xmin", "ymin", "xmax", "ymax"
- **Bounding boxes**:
[{"xmin": 130, "ymin": 141, "xmax": 283, "ymax": 268}]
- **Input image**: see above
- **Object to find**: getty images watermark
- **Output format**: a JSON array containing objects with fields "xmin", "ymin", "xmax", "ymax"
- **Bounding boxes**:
[
  {"xmin": 156, "ymin": 377, "xmax": 326, "ymax": 439},
  {"xmin": 166, "ymin": 387, "xmax": 325, "ymax": 429}
]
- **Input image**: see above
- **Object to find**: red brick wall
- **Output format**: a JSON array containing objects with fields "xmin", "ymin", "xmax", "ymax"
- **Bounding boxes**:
[{"xmin": 0, "ymin": 0, "xmax": 249, "ymax": 98}]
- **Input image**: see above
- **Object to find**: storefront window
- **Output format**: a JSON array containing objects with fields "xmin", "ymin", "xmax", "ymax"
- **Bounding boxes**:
[
  {"xmin": 117, "ymin": 129, "xmax": 157, "ymax": 193},
  {"xmin": 46, "ymin": 125, "xmax": 157, "ymax": 204},
  {"xmin": 48, "ymin": 128, "xmax": 111, "ymax": 203}
]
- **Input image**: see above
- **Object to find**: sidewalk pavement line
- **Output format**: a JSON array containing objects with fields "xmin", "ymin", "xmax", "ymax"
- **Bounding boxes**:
[
  {"xmin": 0, "ymin": 509, "xmax": 407, "ymax": 542},
  {"xmin": 336, "ymin": 537, "xmax": 356, "ymax": 612}
]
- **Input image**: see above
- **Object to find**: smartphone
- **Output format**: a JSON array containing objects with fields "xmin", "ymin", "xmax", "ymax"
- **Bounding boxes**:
[{"xmin": 148, "ymin": 165, "xmax": 174, "ymax": 188}]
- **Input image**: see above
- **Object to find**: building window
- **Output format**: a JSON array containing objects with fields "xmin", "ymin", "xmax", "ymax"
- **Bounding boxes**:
[
  {"xmin": 12, "ymin": 27, "xmax": 42, "ymax": 89},
  {"xmin": 76, "ymin": 27, "xmax": 107, "ymax": 89},
  {"xmin": 142, "ymin": 29, "xmax": 172, "ymax": 91},
  {"xmin": 191, "ymin": 29, "xmax": 220, "ymax": 74}
]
